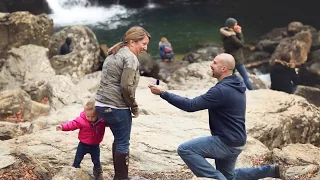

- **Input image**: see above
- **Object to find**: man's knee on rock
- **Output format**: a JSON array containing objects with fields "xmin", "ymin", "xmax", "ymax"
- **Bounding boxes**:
[{"xmin": 177, "ymin": 144, "xmax": 189, "ymax": 155}]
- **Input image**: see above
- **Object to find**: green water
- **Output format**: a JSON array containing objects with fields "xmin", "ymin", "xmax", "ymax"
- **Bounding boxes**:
[{"xmin": 91, "ymin": 1, "xmax": 319, "ymax": 59}]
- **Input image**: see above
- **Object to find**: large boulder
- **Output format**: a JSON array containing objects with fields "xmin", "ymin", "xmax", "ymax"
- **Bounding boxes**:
[
  {"xmin": 246, "ymin": 89, "xmax": 320, "ymax": 149},
  {"xmin": 182, "ymin": 46, "xmax": 224, "ymax": 63},
  {"xmin": 0, "ymin": 45, "xmax": 55, "ymax": 100},
  {"xmin": 270, "ymin": 30, "xmax": 312, "ymax": 66},
  {"xmin": 272, "ymin": 144, "xmax": 320, "ymax": 179},
  {"xmin": 0, "ymin": 12, "xmax": 53, "ymax": 57},
  {"xmin": 49, "ymin": 75, "xmax": 90, "ymax": 110},
  {"xmin": 0, "ymin": 89, "xmax": 33, "ymax": 122},
  {"xmin": 0, "ymin": 45, "xmax": 89, "ymax": 110},
  {"xmin": 167, "ymin": 61, "xmax": 218, "ymax": 90},
  {"xmin": 256, "ymin": 40, "xmax": 282, "ymax": 53},
  {"xmin": 52, "ymin": 167, "xmax": 91, "ymax": 180},
  {"xmin": 299, "ymin": 49, "xmax": 320, "ymax": 87},
  {"xmin": 255, "ymin": 27, "xmax": 286, "ymax": 53},
  {"xmin": 0, "ymin": 121, "xmax": 31, "ymax": 140},
  {"xmin": 167, "ymin": 61, "xmax": 267, "ymax": 90},
  {"xmin": 311, "ymin": 30, "xmax": 320, "ymax": 51},
  {"xmin": 49, "ymin": 25, "xmax": 100, "ymax": 78},
  {"xmin": 0, "ymin": 146, "xmax": 15, "ymax": 169},
  {"xmin": 247, "ymin": 51, "xmax": 271, "ymax": 63},
  {"xmin": 157, "ymin": 60, "xmax": 190, "ymax": 82},
  {"xmin": 0, "ymin": 89, "xmax": 49, "ymax": 124},
  {"xmin": 287, "ymin": 22, "xmax": 317, "ymax": 37},
  {"xmin": 295, "ymin": 85, "xmax": 320, "ymax": 107},
  {"xmin": 138, "ymin": 52, "xmax": 159, "ymax": 78},
  {"xmin": 1, "ymin": 0, "xmax": 51, "ymax": 15},
  {"xmin": 273, "ymin": 143, "xmax": 320, "ymax": 165}
]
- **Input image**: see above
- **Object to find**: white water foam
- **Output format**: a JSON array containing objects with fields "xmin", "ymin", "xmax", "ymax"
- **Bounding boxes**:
[
  {"xmin": 146, "ymin": 0, "xmax": 160, "ymax": 9},
  {"xmin": 46, "ymin": 0, "xmax": 135, "ymax": 28}
]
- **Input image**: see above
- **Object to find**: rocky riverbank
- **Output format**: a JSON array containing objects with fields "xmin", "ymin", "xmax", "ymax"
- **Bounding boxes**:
[{"xmin": 0, "ymin": 11, "xmax": 320, "ymax": 180}]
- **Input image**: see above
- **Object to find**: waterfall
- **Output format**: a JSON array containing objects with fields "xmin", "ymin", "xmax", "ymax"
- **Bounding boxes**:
[
  {"xmin": 146, "ymin": 0, "xmax": 159, "ymax": 9},
  {"xmin": 46, "ymin": 0, "xmax": 135, "ymax": 28}
]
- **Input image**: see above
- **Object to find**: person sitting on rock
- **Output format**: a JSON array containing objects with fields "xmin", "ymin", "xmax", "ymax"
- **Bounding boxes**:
[
  {"xmin": 159, "ymin": 37, "xmax": 174, "ymax": 62},
  {"xmin": 220, "ymin": 18, "xmax": 254, "ymax": 90},
  {"xmin": 59, "ymin": 37, "xmax": 72, "ymax": 55},
  {"xmin": 56, "ymin": 99, "xmax": 108, "ymax": 180},
  {"xmin": 270, "ymin": 52, "xmax": 301, "ymax": 94}
]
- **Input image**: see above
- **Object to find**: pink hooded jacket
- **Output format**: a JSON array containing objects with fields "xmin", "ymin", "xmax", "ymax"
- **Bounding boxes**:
[{"xmin": 61, "ymin": 111, "xmax": 108, "ymax": 145}]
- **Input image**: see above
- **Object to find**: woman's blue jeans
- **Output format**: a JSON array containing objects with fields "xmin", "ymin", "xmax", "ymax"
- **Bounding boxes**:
[
  {"xmin": 235, "ymin": 64, "xmax": 254, "ymax": 90},
  {"xmin": 96, "ymin": 107, "xmax": 132, "ymax": 153},
  {"xmin": 177, "ymin": 136, "xmax": 278, "ymax": 180}
]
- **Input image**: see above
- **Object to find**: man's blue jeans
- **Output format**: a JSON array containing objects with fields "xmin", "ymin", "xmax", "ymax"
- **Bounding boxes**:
[
  {"xmin": 73, "ymin": 141, "xmax": 101, "ymax": 168},
  {"xmin": 96, "ymin": 107, "xmax": 132, "ymax": 153},
  {"xmin": 177, "ymin": 136, "xmax": 279, "ymax": 180},
  {"xmin": 235, "ymin": 64, "xmax": 253, "ymax": 90}
]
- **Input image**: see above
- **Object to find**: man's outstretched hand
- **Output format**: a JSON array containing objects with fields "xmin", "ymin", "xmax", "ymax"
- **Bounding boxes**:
[{"xmin": 148, "ymin": 84, "xmax": 165, "ymax": 95}]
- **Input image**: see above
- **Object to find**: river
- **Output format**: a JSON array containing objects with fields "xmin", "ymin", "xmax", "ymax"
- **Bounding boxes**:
[{"xmin": 47, "ymin": 0, "xmax": 318, "ymax": 58}]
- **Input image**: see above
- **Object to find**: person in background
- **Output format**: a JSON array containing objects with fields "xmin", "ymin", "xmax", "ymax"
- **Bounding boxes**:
[
  {"xmin": 220, "ymin": 18, "xmax": 253, "ymax": 90},
  {"xmin": 270, "ymin": 52, "xmax": 301, "ymax": 94},
  {"xmin": 56, "ymin": 99, "xmax": 108, "ymax": 180},
  {"xmin": 159, "ymin": 37, "xmax": 174, "ymax": 62},
  {"xmin": 95, "ymin": 26, "xmax": 151, "ymax": 180},
  {"xmin": 60, "ymin": 37, "xmax": 72, "ymax": 55},
  {"xmin": 148, "ymin": 53, "xmax": 283, "ymax": 180}
]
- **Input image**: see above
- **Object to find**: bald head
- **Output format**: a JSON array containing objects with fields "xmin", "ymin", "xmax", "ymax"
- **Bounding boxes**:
[
  {"xmin": 210, "ymin": 53, "xmax": 235, "ymax": 81},
  {"xmin": 216, "ymin": 53, "xmax": 235, "ymax": 71}
]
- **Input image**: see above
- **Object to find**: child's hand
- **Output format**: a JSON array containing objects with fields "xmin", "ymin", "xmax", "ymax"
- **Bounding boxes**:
[{"xmin": 56, "ymin": 125, "xmax": 62, "ymax": 131}]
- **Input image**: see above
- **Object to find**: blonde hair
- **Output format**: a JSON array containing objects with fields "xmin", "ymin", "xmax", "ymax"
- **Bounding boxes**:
[
  {"xmin": 160, "ymin": 37, "xmax": 169, "ymax": 44},
  {"xmin": 274, "ymin": 59, "xmax": 295, "ymax": 68},
  {"xmin": 274, "ymin": 52, "xmax": 295, "ymax": 68},
  {"xmin": 107, "ymin": 26, "xmax": 151, "ymax": 55},
  {"xmin": 84, "ymin": 99, "xmax": 96, "ymax": 112}
]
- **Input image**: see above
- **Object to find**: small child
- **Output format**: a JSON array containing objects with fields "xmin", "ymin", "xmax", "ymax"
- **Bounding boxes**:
[{"xmin": 56, "ymin": 99, "xmax": 108, "ymax": 180}]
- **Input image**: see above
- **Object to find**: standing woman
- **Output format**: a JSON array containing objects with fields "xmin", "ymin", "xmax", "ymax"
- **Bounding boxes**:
[
  {"xmin": 95, "ymin": 26, "xmax": 151, "ymax": 180},
  {"xmin": 220, "ymin": 18, "xmax": 254, "ymax": 90}
]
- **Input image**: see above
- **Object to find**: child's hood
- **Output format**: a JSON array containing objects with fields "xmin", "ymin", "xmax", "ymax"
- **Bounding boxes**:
[
  {"xmin": 79, "ymin": 110, "xmax": 105, "ymax": 126},
  {"xmin": 79, "ymin": 111, "xmax": 88, "ymax": 121}
]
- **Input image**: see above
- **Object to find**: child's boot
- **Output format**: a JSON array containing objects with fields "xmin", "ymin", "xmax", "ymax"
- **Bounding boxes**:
[{"xmin": 93, "ymin": 167, "xmax": 104, "ymax": 180}]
